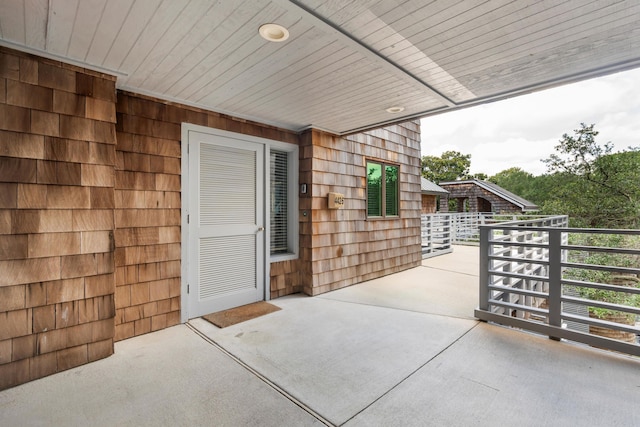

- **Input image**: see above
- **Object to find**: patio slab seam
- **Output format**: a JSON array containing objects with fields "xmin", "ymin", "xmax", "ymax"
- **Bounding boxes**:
[
  {"xmin": 189, "ymin": 295, "xmax": 482, "ymax": 425},
  {"xmin": 316, "ymin": 294, "xmax": 481, "ymax": 322},
  {"xmin": 421, "ymin": 265, "xmax": 479, "ymax": 277},
  {"xmin": 340, "ymin": 321, "xmax": 482, "ymax": 426},
  {"xmin": 185, "ymin": 322, "xmax": 334, "ymax": 427}
]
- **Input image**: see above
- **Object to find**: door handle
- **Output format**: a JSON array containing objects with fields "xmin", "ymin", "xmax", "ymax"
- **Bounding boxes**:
[{"xmin": 257, "ymin": 227, "xmax": 265, "ymax": 232}]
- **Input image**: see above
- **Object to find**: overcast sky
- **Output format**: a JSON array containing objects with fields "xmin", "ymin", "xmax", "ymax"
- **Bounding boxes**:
[{"xmin": 420, "ymin": 67, "xmax": 640, "ymax": 177}]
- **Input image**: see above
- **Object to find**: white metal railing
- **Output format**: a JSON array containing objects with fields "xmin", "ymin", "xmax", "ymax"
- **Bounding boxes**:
[
  {"xmin": 421, "ymin": 212, "xmax": 565, "ymax": 258},
  {"xmin": 450, "ymin": 212, "xmax": 567, "ymax": 243},
  {"xmin": 421, "ymin": 213, "xmax": 453, "ymax": 258},
  {"xmin": 475, "ymin": 217, "xmax": 640, "ymax": 357}
]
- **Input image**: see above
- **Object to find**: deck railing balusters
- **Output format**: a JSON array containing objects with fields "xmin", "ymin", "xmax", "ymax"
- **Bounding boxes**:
[{"xmin": 475, "ymin": 217, "xmax": 640, "ymax": 356}]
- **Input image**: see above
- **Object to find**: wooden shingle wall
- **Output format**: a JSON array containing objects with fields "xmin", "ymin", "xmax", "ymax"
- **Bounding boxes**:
[
  {"xmin": 114, "ymin": 92, "xmax": 302, "ymax": 338},
  {"xmin": 0, "ymin": 47, "xmax": 117, "ymax": 390},
  {"xmin": 0, "ymin": 45, "xmax": 422, "ymax": 389},
  {"xmin": 304, "ymin": 123, "xmax": 422, "ymax": 295},
  {"xmin": 270, "ymin": 131, "xmax": 313, "ymax": 299},
  {"xmin": 439, "ymin": 183, "xmax": 523, "ymax": 213},
  {"xmin": 113, "ymin": 93, "xmax": 181, "ymax": 340},
  {"xmin": 421, "ymin": 195, "xmax": 438, "ymax": 213}
]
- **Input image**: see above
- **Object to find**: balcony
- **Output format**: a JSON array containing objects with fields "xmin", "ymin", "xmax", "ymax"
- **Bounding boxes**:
[
  {"xmin": 1, "ymin": 245, "xmax": 639, "ymax": 425},
  {"xmin": 423, "ymin": 212, "xmax": 640, "ymax": 355}
]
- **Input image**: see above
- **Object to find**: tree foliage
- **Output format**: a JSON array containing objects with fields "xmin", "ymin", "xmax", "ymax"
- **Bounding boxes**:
[
  {"xmin": 543, "ymin": 123, "xmax": 610, "ymax": 176},
  {"xmin": 489, "ymin": 167, "xmax": 534, "ymax": 197},
  {"xmin": 471, "ymin": 172, "xmax": 488, "ymax": 181},
  {"xmin": 421, "ymin": 150, "xmax": 471, "ymax": 183},
  {"xmin": 428, "ymin": 123, "xmax": 639, "ymax": 229},
  {"xmin": 489, "ymin": 168, "xmax": 557, "ymax": 207},
  {"xmin": 540, "ymin": 123, "xmax": 640, "ymax": 228}
]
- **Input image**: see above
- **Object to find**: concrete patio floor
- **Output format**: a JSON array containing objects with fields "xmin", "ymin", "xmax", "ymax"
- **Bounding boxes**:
[{"xmin": 1, "ymin": 246, "xmax": 639, "ymax": 426}]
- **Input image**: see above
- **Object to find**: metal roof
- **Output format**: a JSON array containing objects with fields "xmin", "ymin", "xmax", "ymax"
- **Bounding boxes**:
[
  {"xmin": 2, "ymin": 1, "xmax": 639, "ymax": 135},
  {"xmin": 421, "ymin": 177, "xmax": 448, "ymax": 195}
]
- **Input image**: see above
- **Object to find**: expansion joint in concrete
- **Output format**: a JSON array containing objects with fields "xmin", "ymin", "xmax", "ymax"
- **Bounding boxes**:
[
  {"xmin": 339, "ymin": 322, "xmax": 481, "ymax": 426},
  {"xmin": 186, "ymin": 322, "xmax": 335, "ymax": 427}
]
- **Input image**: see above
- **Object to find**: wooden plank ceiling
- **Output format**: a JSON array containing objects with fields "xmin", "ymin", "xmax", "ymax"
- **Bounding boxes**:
[{"xmin": 1, "ymin": 0, "xmax": 639, "ymax": 135}]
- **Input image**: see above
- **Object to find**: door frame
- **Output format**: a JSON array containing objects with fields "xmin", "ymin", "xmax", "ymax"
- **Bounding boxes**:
[{"xmin": 181, "ymin": 123, "xmax": 273, "ymax": 322}]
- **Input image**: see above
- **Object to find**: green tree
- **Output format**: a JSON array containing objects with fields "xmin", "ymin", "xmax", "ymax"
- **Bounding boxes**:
[
  {"xmin": 489, "ymin": 168, "xmax": 558, "ymax": 207},
  {"xmin": 489, "ymin": 167, "xmax": 534, "ymax": 198},
  {"xmin": 524, "ymin": 173, "xmax": 560, "ymax": 207},
  {"xmin": 421, "ymin": 150, "xmax": 471, "ymax": 183},
  {"xmin": 471, "ymin": 172, "xmax": 488, "ymax": 180},
  {"xmin": 542, "ymin": 123, "xmax": 640, "ymax": 228}
]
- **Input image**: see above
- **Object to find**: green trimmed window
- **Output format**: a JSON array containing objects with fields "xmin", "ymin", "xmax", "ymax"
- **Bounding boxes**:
[{"xmin": 366, "ymin": 161, "xmax": 399, "ymax": 218}]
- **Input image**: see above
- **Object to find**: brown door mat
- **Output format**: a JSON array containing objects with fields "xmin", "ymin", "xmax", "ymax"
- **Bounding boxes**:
[{"xmin": 201, "ymin": 301, "xmax": 281, "ymax": 328}]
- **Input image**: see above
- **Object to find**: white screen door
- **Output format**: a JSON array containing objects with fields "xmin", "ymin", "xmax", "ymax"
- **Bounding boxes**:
[{"xmin": 187, "ymin": 130, "xmax": 265, "ymax": 318}]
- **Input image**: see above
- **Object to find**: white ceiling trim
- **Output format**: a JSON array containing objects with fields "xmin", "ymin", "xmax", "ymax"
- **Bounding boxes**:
[
  {"xmin": 0, "ymin": 38, "xmax": 129, "ymax": 77},
  {"xmin": 281, "ymin": 0, "xmax": 456, "ymax": 108},
  {"xmin": 352, "ymin": 8, "xmax": 476, "ymax": 102}
]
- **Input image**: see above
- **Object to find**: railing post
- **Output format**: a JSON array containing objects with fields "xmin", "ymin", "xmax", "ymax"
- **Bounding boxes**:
[
  {"xmin": 548, "ymin": 228, "xmax": 562, "ymax": 340},
  {"xmin": 501, "ymin": 229, "xmax": 512, "ymax": 312},
  {"xmin": 479, "ymin": 226, "xmax": 490, "ymax": 312},
  {"xmin": 452, "ymin": 215, "xmax": 458, "ymax": 243},
  {"xmin": 515, "ymin": 231, "xmax": 525, "ymax": 318}
]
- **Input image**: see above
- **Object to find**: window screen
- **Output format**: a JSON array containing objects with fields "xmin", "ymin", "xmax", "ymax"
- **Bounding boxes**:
[{"xmin": 270, "ymin": 150, "xmax": 288, "ymax": 254}]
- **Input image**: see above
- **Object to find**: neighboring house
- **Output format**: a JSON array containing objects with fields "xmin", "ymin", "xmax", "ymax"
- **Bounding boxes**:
[
  {"xmin": 438, "ymin": 179, "xmax": 539, "ymax": 214},
  {"xmin": 420, "ymin": 178, "xmax": 448, "ymax": 214},
  {"xmin": 0, "ymin": 2, "xmax": 637, "ymax": 390}
]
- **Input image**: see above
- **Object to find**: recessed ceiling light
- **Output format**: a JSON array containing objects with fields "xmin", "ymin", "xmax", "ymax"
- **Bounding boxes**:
[
  {"xmin": 386, "ymin": 106, "xmax": 405, "ymax": 113},
  {"xmin": 259, "ymin": 23, "xmax": 290, "ymax": 42}
]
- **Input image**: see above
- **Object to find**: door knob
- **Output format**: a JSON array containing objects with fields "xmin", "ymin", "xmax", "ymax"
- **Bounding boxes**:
[{"xmin": 257, "ymin": 227, "xmax": 265, "ymax": 232}]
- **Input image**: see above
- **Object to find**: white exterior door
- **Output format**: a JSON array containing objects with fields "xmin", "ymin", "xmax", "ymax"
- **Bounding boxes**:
[{"xmin": 185, "ymin": 129, "xmax": 265, "ymax": 318}]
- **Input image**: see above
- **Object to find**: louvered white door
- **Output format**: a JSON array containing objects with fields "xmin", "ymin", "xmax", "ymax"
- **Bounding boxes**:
[{"xmin": 187, "ymin": 131, "xmax": 264, "ymax": 318}]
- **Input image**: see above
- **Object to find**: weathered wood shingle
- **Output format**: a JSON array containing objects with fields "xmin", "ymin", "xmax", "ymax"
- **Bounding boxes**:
[
  {"xmin": 301, "ymin": 122, "xmax": 422, "ymax": 296},
  {"xmin": 0, "ymin": 47, "xmax": 117, "ymax": 390}
]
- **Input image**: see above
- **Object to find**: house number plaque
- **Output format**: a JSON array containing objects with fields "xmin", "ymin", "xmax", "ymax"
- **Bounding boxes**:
[{"xmin": 328, "ymin": 192, "xmax": 345, "ymax": 209}]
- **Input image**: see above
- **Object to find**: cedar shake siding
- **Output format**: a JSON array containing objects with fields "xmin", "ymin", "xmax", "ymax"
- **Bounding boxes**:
[
  {"xmin": 422, "ymin": 195, "xmax": 438, "ymax": 214},
  {"xmin": 0, "ymin": 46, "xmax": 423, "ymax": 389},
  {"xmin": 0, "ymin": 47, "xmax": 117, "ymax": 390},
  {"xmin": 439, "ymin": 181, "xmax": 516, "ymax": 213},
  {"xmin": 438, "ymin": 180, "xmax": 538, "ymax": 214},
  {"xmin": 303, "ymin": 126, "xmax": 422, "ymax": 296},
  {"xmin": 113, "ymin": 92, "xmax": 302, "ymax": 339}
]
